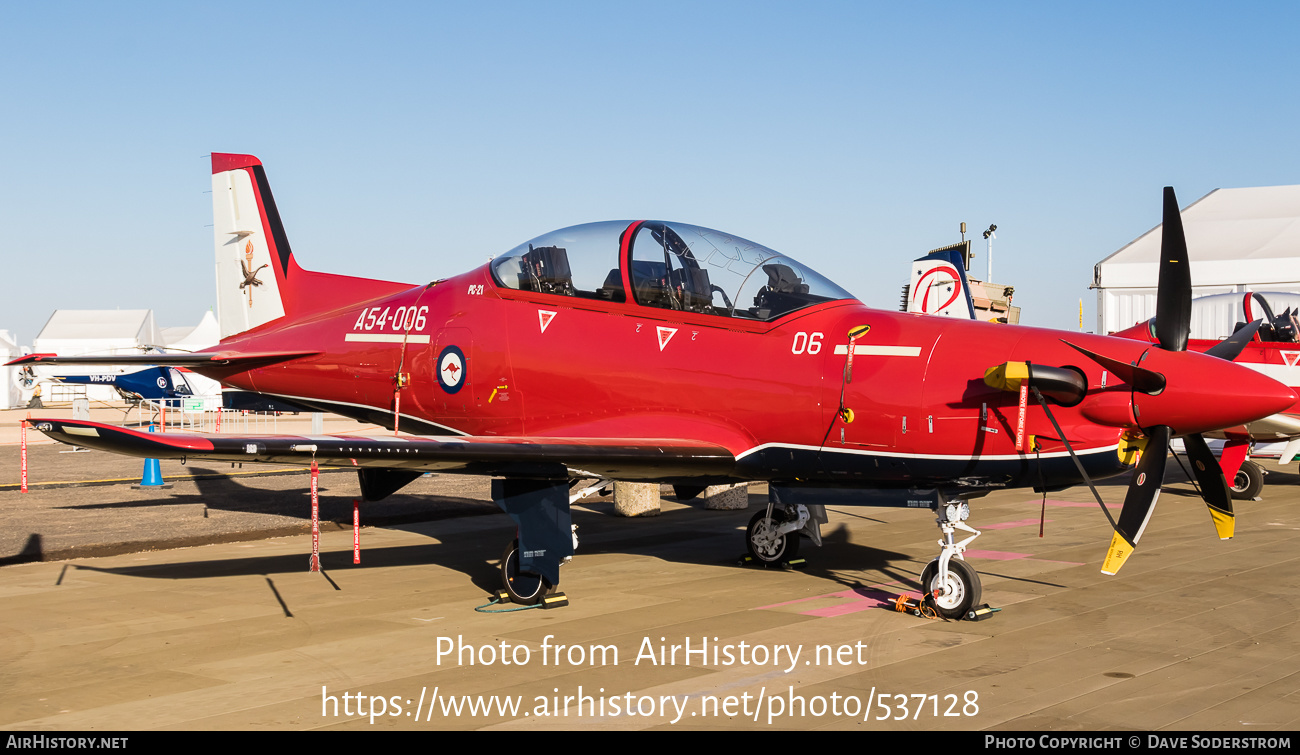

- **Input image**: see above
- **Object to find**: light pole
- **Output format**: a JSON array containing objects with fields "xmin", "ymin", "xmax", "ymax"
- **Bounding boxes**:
[{"xmin": 983, "ymin": 224, "xmax": 997, "ymax": 281}]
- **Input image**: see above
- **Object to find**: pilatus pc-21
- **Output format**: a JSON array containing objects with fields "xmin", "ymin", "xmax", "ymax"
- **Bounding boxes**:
[{"xmin": 13, "ymin": 154, "xmax": 1294, "ymax": 617}]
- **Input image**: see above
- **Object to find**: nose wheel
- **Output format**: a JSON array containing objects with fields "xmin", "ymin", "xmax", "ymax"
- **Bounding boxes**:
[{"xmin": 920, "ymin": 558, "xmax": 982, "ymax": 619}]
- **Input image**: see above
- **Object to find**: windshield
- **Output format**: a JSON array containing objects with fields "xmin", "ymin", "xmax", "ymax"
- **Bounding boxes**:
[{"xmin": 491, "ymin": 220, "xmax": 853, "ymax": 321}]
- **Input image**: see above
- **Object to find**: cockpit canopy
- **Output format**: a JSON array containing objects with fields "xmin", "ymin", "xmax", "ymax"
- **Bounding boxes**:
[
  {"xmin": 1182, "ymin": 291, "xmax": 1300, "ymax": 343},
  {"xmin": 490, "ymin": 221, "xmax": 854, "ymax": 321}
]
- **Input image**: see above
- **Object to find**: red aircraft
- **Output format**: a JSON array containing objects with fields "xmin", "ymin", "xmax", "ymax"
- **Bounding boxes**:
[{"xmin": 12, "ymin": 154, "xmax": 1295, "ymax": 618}]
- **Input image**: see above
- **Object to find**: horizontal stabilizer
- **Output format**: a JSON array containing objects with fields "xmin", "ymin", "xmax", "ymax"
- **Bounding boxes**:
[{"xmin": 25, "ymin": 420, "xmax": 737, "ymax": 481}]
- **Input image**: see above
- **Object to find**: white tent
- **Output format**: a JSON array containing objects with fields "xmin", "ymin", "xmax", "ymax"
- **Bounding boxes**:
[
  {"xmin": 31, "ymin": 310, "xmax": 166, "ymax": 402},
  {"xmin": 34, "ymin": 310, "xmax": 165, "ymax": 356},
  {"xmin": 162, "ymin": 310, "xmax": 220, "ymax": 353},
  {"xmin": 1092, "ymin": 185, "xmax": 1300, "ymax": 334}
]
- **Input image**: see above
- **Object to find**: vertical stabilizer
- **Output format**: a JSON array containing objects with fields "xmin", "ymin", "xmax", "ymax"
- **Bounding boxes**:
[
  {"xmin": 905, "ymin": 247, "xmax": 977, "ymax": 319},
  {"xmin": 212, "ymin": 154, "xmax": 291, "ymax": 338}
]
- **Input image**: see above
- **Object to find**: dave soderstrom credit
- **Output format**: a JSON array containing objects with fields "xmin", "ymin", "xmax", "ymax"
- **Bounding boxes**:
[{"xmin": 320, "ymin": 635, "xmax": 982, "ymax": 724}]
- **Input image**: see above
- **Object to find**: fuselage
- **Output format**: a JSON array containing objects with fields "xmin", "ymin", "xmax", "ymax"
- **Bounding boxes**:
[
  {"xmin": 188, "ymin": 207, "xmax": 1295, "ymax": 493},
  {"xmin": 205, "ymin": 263, "xmax": 1167, "ymax": 490}
]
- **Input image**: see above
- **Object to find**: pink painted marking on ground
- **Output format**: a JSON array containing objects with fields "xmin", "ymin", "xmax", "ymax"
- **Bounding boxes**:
[
  {"xmin": 755, "ymin": 582, "xmax": 905, "ymax": 613},
  {"xmin": 984, "ymin": 518, "xmax": 1053, "ymax": 530},
  {"xmin": 801, "ymin": 590, "xmax": 902, "ymax": 617}
]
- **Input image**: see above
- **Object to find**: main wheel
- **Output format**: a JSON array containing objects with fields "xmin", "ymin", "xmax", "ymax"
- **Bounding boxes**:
[
  {"xmin": 920, "ymin": 558, "xmax": 982, "ymax": 620},
  {"xmin": 1229, "ymin": 460, "xmax": 1264, "ymax": 500},
  {"xmin": 500, "ymin": 539, "xmax": 550, "ymax": 605},
  {"xmin": 746, "ymin": 509, "xmax": 801, "ymax": 564}
]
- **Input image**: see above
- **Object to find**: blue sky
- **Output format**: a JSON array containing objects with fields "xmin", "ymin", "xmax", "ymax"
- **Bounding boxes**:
[{"xmin": 4, "ymin": 2, "xmax": 1299, "ymax": 344}]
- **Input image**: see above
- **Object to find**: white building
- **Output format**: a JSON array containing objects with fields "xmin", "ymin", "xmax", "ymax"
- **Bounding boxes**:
[
  {"xmin": 1092, "ymin": 185, "xmax": 1300, "ymax": 334},
  {"xmin": 1, "ymin": 330, "xmax": 22, "ymax": 409}
]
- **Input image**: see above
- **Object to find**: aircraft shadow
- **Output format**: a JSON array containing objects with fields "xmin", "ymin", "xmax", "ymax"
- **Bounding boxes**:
[
  {"xmin": 57, "ymin": 489, "xmax": 934, "ymax": 604},
  {"xmin": 52, "ymin": 466, "xmax": 501, "ymax": 526}
]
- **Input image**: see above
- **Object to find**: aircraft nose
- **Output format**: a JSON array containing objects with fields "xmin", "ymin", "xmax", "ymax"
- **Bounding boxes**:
[{"xmin": 1132, "ymin": 348, "xmax": 1297, "ymax": 435}]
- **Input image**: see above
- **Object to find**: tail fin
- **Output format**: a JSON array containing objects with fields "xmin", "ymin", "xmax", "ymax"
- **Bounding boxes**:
[
  {"xmin": 211, "ymin": 153, "xmax": 297, "ymax": 338},
  {"xmin": 905, "ymin": 245, "xmax": 977, "ymax": 319},
  {"xmin": 211, "ymin": 153, "xmax": 414, "ymax": 339}
]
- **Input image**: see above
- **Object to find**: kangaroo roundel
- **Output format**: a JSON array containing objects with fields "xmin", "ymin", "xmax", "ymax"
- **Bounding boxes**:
[{"xmin": 437, "ymin": 346, "xmax": 466, "ymax": 394}]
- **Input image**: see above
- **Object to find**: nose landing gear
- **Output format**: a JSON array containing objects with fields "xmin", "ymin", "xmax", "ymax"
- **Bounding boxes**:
[{"xmin": 920, "ymin": 500, "xmax": 983, "ymax": 619}]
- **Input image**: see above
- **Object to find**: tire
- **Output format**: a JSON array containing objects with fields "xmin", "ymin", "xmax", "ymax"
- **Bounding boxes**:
[
  {"xmin": 500, "ymin": 539, "xmax": 550, "ymax": 605},
  {"xmin": 746, "ymin": 509, "xmax": 801, "ymax": 564},
  {"xmin": 920, "ymin": 558, "xmax": 982, "ymax": 620},
  {"xmin": 1229, "ymin": 460, "xmax": 1264, "ymax": 500}
]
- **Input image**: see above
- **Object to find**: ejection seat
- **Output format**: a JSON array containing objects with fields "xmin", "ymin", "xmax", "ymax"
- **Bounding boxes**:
[
  {"xmin": 519, "ymin": 244, "xmax": 575, "ymax": 295},
  {"xmin": 752, "ymin": 264, "xmax": 810, "ymax": 318}
]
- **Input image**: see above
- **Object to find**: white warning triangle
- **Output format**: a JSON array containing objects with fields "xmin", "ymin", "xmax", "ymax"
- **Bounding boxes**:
[
  {"xmin": 657, "ymin": 326, "xmax": 677, "ymax": 351},
  {"xmin": 1283, "ymin": 351, "xmax": 1300, "ymax": 367},
  {"xmin": 538, "ymin": 310, "xmax": 556, "ymax": 334}
]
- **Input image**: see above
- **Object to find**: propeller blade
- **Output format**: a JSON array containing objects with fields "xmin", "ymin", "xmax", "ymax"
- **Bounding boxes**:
[
  {"xmin": 1180, "ymin": 433, "xmax": 1235, "ymax": 539},
  {"xmin": 1154, "ymin": 187, "xmax": 1192, "ymax": 352},
  {"xmin": 1102, "ymin": 425, "xmax": 1172, "ymax": 575},
  {"xmin": 1061, "ymin": 340, "xmax": 1167, "ymax": 395},
  {"xmin": 1204, "ymin": 319, "xmax": 1263, "ymax": 361}
]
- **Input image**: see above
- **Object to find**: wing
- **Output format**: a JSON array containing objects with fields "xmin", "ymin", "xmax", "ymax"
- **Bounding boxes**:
[
  {"xmin": 26, "ymin": 419, "xmax": 737, "ymax": 480},
  {"xmin": 6, "ymin": 351, "xmax": 319, "ymax": 368}
]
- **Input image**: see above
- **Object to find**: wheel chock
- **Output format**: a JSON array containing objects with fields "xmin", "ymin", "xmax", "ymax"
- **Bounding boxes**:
[
  {"xmin": 541, "ymin": 592, "xmax": 569, "ymax": 609},
  {"xmin": 491, "ymin": 589, "xmax": 511, "ymax": 604},
  {"xmin": 964, "ymin": 603, "xmax": 1000, "ymax": 622}
]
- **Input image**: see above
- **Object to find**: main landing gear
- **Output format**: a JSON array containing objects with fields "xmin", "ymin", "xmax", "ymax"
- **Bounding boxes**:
[
  {"xmin": 745, "ymin": 504, "xmax": 810, "ymax": 567},
  {"xmin": 1229, "ymin": 459, "xmax": 1264, "ymax": 500},
  {"xmin": 500, "ymin": 539, "xmax": 553, "ymax": 604},
  {"xmin": 919, "ymin": 501, "xmax": 983, "ymax": 620},
  {"xmin": 498, "ymin": 524, "xmax": 578, "ymax": 608}
]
